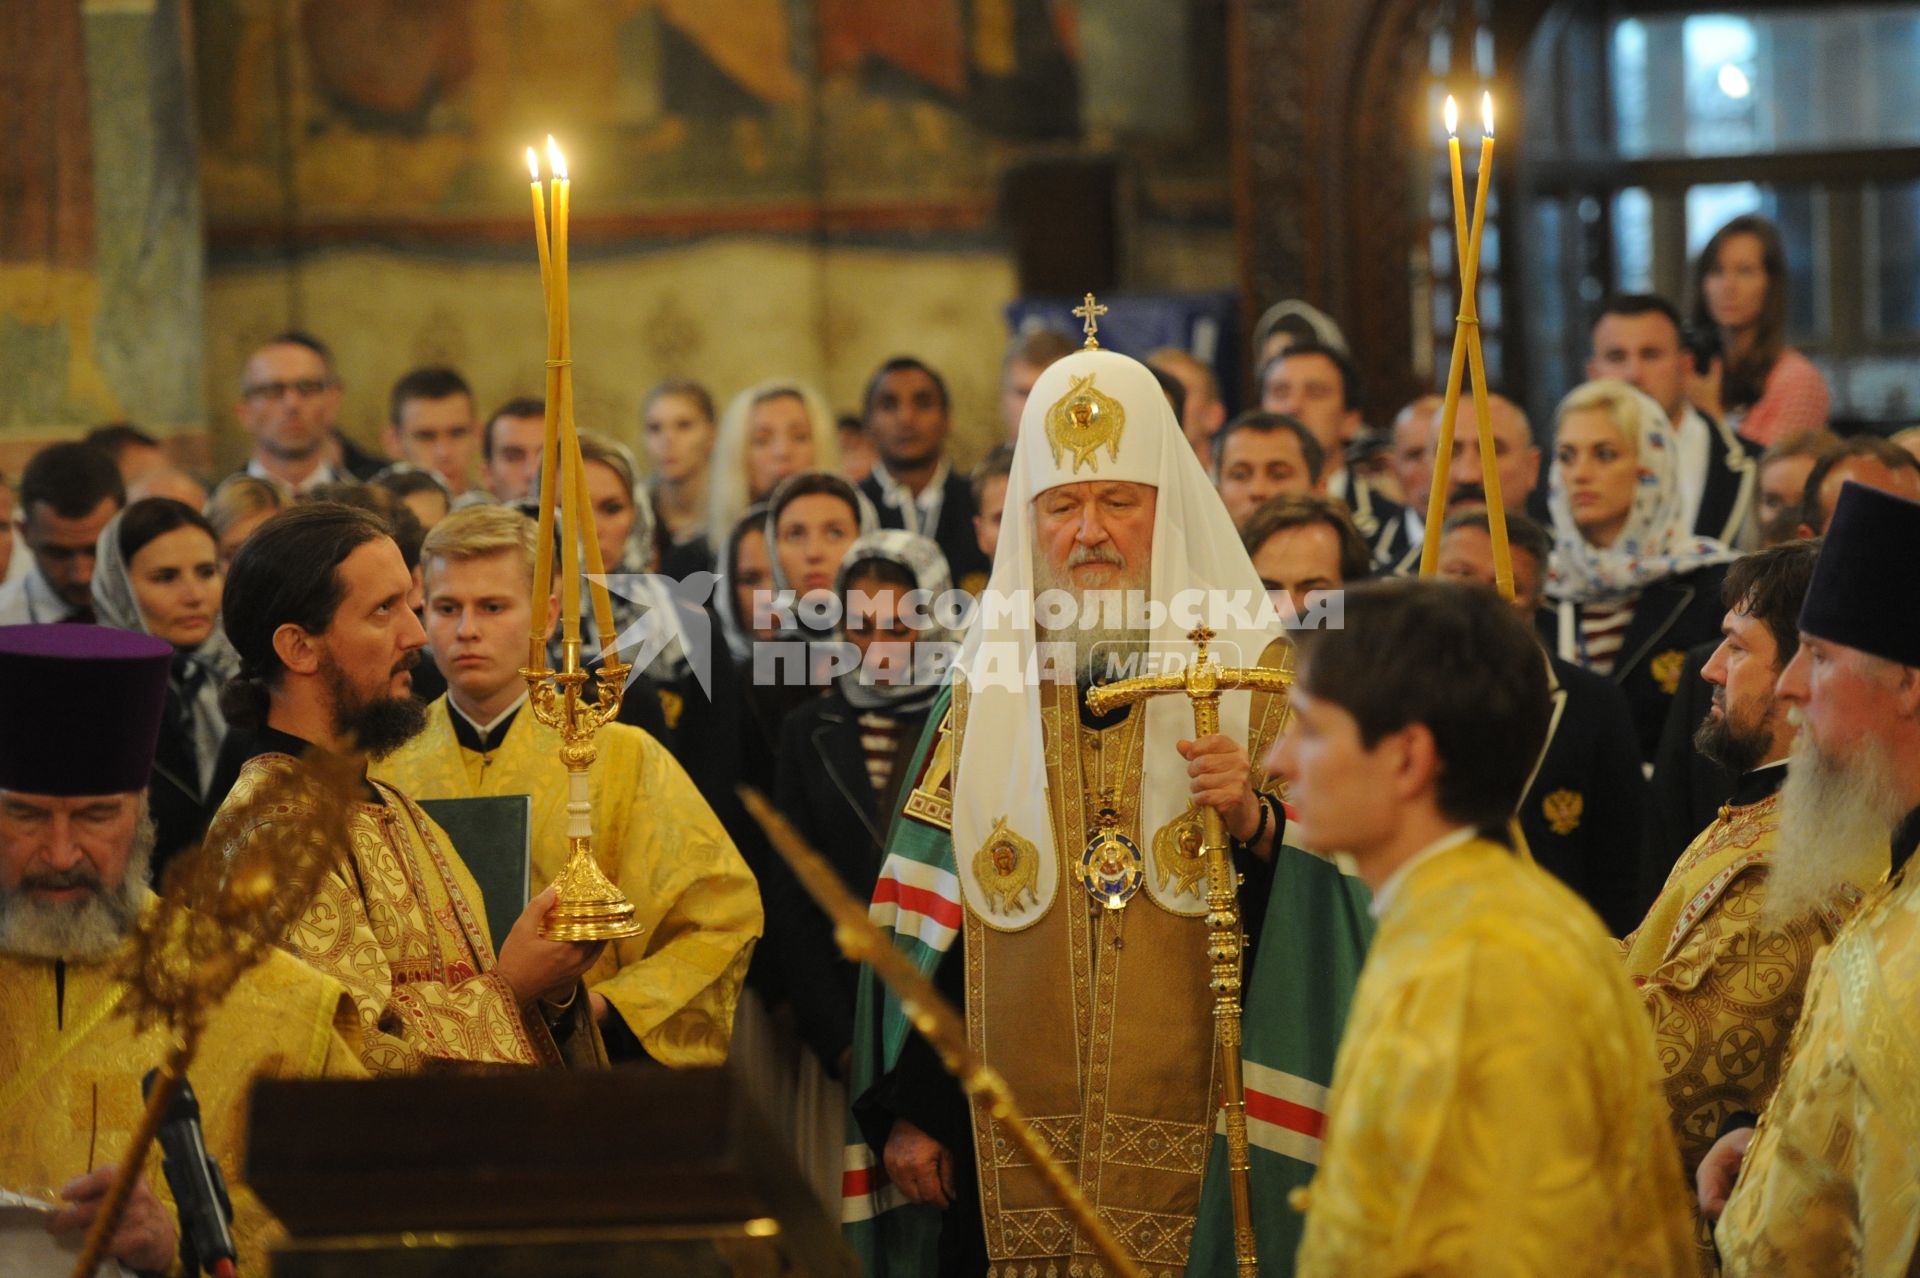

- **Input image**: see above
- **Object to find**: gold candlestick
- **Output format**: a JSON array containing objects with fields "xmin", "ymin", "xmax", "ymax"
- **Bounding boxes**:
[{"xmin": 523, "ymin": 136, "xmax": 643, "ymax": 942}]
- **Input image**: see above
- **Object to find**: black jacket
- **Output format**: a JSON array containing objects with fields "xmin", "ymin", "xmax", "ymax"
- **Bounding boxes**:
[
  {"xmin": 1647, "ymin": 638, "xmax": 1739, "ymax": 887},
  {"xmin": 1540, "ymin": 563, "xmax": 1730, "ymax": 764},
  {"xmin": 1332, "ymin": 471, "xmax": 1412, "ymax": 571},
  {"xmin": 1688, "ymin": 407, "xmax": 1758, "ymax": 545},
  {"xmin": 858, "ymin": 469, "xmax": 990, "ymax": 592},
  {"xmin": 1520, "ymin": 654, "xmax": 1659, "ymax": 935},
  {"xmin": 770, "ymin": 693, "xmax": 931, "ymax": 1072}
]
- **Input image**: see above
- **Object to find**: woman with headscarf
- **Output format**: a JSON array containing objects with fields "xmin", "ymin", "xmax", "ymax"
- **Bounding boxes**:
[
  {"xmin": 704, "ymin": 379, "xmax": 840, "ymax": 564},
  {"xmin": 770, "ymin": 529, "xmax": 955, "ymax": 1067},
  {"xmin": 91, "ymin": 497, "xmax": 238, "ymax": 876},
  {"xmin": 1542, "ymin": 379, "xmax": 1738, "ymax": 761}
]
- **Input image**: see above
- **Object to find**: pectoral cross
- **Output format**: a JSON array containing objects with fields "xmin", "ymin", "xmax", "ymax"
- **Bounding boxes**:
[
  {"xmin": 1083, "ymin": 626, "xmax": 1293, "ymax": 1278},
  {"xmin": 1073, "ymin": 292, "xmax": 1108, "ymax": 349}
]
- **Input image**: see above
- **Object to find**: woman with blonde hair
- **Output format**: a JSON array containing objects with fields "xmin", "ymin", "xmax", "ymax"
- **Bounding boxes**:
[
  {"xmin": 704, "ymin": 379, "xmax": 839, "ymax": 562},
  {"xmin": 203, "ymin": 474, "xmax": 283, "ymax": 569},
  {"xmin": 1543, "ymin": 379, "xmax": 1736, "ymax": 761}
]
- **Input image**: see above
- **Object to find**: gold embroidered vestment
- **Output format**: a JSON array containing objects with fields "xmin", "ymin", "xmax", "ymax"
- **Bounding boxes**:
[
  {"xmin": 377, "ymin": 697, "xmax": 762, "ymax": 1066},
  {"xmin": 1715, "ymin": 862, "xmax": 1920, "ymax": 1276},
  {"xmin": 1295, "ymin": 840, "xmax": 1700, "ymax": 1277},
  {"xmin": 960, "ymin": 670, "xmax": 1291, "ymax": 1278},
  {"xmin": 209, "ymin": 754, "xmax": 559, "ymax": 1072},
  {"xmin": 0, "ymin": 932, "xmax": 364, "ymax": 1273}
]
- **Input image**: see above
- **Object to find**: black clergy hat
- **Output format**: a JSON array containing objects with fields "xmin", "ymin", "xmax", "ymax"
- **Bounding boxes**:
[
  {"xmin": 1799, "ymin": 481, "xmax": 1920, "ymax": 668},
  {"xmin": 0, "ymin": 624, "xmax": 173, "ymax": 796}
]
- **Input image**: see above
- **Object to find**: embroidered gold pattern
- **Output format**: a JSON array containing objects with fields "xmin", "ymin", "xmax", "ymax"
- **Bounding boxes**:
[
  {"xmin": 1151, "ymin": 804, "xmax": 1209, "ymax": 898},
  {"xmin": 1541, "ymin": 787, "xmax": 1584, "ymax": 835},
  {"xmin": 1044, "ymin": 373, "xmax": 1126, "ymax": 475},
  {"xmin": 1651, "ymin": 648, "xmax": 1687, "ymax": 696},
  {"xmin": 974, "ymin": 816, "xmax": 1042, "ymax": 916}
]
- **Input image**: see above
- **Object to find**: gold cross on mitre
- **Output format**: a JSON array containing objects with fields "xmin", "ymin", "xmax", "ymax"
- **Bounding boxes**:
[{"xmin": 1074, "ymin": 292, "xmax": 1109, "ymax": 349}]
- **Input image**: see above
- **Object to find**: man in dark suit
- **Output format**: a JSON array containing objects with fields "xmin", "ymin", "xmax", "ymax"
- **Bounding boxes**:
[
  {"xmin": 1260, "ymin": 340, "xmax": 1412, "ymax": 569},
  {"xmin": 1588, "ymin": 294, "xmax": 1756, "ymax": 545},
  {"xmin": 857, "ymin": 356, "xmax": 991, "ymax": 591},
  {"xmin": 1439, "ymin": 507, "xmax": 1655, "ymax": 933}
]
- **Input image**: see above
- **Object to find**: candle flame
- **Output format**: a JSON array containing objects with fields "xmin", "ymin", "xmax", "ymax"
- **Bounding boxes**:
[
  {"xmin": 526, "ymin": 146, "xmax": 540, "ymax": 181},
  {"xmin": 547, "ymin": 135, "xmax": 568, "ymax": 180},
  {"xmin": 1481, "ymin": 91, "xmax": 1495, "ymax": 137},
  {"xmin": 1443, "ymin": 95, "xmax": 1459, "ymax": 137}
]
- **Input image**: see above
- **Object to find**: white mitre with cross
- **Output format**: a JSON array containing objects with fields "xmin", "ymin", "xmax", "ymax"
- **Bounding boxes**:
[{"xmin": 950, "ymin": 299, "xmax": 1286, "ymax": 929}]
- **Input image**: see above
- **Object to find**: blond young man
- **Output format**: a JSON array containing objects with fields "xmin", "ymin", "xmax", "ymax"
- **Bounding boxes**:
[{"xmin": 376, "ymin": 505, "xmax": 762, "ymax": 1064}]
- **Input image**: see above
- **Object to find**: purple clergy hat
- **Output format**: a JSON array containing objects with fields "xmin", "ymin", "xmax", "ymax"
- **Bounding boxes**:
[
  {"xmin": 1799, "ymin": 480, "xmax": 1920, "ymax": 669},
  {"xmin": 0, "ymin": 625, "xmax": 173, "ymax": 796}
]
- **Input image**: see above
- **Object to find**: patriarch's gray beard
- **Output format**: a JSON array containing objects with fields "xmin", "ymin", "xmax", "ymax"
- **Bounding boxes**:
[
  {"xmin": 1031, "ymin": 544, "xmax": 1151, "ymax": 689},
  {"xmin": 1767, "ymin": 730, "xmax": 1901, "ymax": 928},
  {"xmin": 0, "ymin": 809, "xmax": 154, "ymax": 962}
]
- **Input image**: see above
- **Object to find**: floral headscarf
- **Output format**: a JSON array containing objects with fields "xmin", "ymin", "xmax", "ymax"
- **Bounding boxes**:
[{"xmin": 1545, "ymin": 380, "xmax": 1736, "ymax": 604}]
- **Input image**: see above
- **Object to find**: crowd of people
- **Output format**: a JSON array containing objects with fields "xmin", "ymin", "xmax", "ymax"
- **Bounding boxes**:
[{"xmin": 3, "ymin": 211, "xmax": 1919, "ymax": 1276}]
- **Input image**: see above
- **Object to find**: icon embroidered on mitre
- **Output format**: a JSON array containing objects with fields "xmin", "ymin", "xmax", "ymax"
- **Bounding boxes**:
[
  {"xmin": 1045, "ymin": 372, "xmax": 1127, "ymax": 475},
  {"xmin": 973, "ymin": 816, "xmax": 1040, "ymax": 916}
]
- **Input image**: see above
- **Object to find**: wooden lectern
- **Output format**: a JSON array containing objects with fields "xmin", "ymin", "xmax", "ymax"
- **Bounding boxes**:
[{"xmin": 247, "ymin": 1069, "xmax": 855, "ymax": 1278}]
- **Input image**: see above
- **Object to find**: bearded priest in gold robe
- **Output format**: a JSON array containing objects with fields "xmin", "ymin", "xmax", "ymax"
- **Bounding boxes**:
[
  {"xmin": 1620, "ymin": 541, "xmax": 1878, "ymax": 1213},
  {"xmin": 1273, "ymin": 581, "xmax": 1699, "ymax": 1277},
  {"xmin": 206, "ymin": 503, "xmax": 606, "ymax": 1073},
  {"xmin": 1702, "ymin": 483, "xmax": 1920, "ymax": 1276},
  {"xmin": 375, "ymin": 505, "xmax": 762, "ymax": 1066},
  {"xmin": 0, "ymin": 624, "xmax": 365, "ymax": 1276},
  {"xmin": 852, "ymin": 336, "xmax": 1293, "ymax": 1276}
]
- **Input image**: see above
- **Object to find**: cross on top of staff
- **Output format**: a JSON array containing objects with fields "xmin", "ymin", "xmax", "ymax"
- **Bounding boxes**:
[{"xmin": 1074, "ymin": 292, "xmax": 1108, "ymax": 348}]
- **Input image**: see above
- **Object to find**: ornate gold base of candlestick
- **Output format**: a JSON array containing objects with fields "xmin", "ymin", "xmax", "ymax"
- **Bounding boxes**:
[
  {"xmin": 523, "ymin": 649, "xmax": 647, "ymax": 943},
  {"xmin": 543, "ymin": 836, "xmax": 645, "ymax": 940}
]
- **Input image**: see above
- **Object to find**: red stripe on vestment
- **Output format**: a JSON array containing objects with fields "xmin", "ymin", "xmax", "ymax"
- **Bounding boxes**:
[
  {"xmin": 873, "ymin": 877, "xmax": 963, "ymax": 929},
  {"xmin": 1245, "ymin": 1086, "xmax": 1325, "ymax": 1139}
]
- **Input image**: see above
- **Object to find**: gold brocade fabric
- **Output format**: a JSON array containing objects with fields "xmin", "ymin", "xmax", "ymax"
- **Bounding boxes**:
[
  {"xmin": 1295, "ymin": 839, "xmax": 1701, "ymax": 1278},
  {"xmin": 0, "ymin": 936, "xmax": 365, "ymax": 1274},
  {"xmin": 208, "ymin": 754, "xmax": 553, "ymax": 1072},
  {"xmin": 376, "ymin": 698, "xmax": 762, "ymax": 1066},
  {"xmin": 1620, "ymin": 793, "xmax": 1866, "ymax": 1184},
  {"xmin": 1715, "ymin": 866, "xmax": 1920, "ymax": 1277},
  {"xmin": 961, "ymin": 653, "xmax": 1291, "ymax": 1278}
]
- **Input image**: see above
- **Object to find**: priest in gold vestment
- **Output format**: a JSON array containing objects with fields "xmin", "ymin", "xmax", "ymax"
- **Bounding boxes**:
[
  {"xmin": 0, "ymin": 624, "xmax": 364, "ymax": 1276},
  {"xmin": 1701, "ymin": 483, "xmax": 1920, "ymax": 1275},
  {"xmin": 1272, "ymin": 581, "xmax": 1699, "ymax": 1277},
  {"xmin": 376, "ymin": 505, "xmax": 761, "ymax": 1065},
  {"xmin": 207, "ymin": 504, "xmax": 607, "ymax": 1074},
  {"xmin": 854, "ymin": 342, "xmax": 1293, "ymax": 1276},
  {"xmin": 1621, "ymin": 542, "xmax": 1876, "ymax": 1198}
]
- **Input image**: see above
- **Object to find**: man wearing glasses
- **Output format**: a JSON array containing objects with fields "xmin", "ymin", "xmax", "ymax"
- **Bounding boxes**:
[{"xmin": 234, "ymin": 332, "xmax": 381, "ymax": 494}]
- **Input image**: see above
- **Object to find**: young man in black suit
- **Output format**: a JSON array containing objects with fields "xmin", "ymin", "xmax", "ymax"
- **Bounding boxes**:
[{"xmin": 857, "ymin": 356, "xmax": 991, "ymax": 590}]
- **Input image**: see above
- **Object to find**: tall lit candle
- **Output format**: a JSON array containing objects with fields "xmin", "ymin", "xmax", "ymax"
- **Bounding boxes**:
[
  {"xmin": 547, "ymin": 137, "xmax": 583, "ymax": 646},
  {"xmin": 1419, "ymin": 95, "xmax": 1472, "ymax": 576},
  {"xmin": 528, "ymin": 146, "xmax": 561, "ymax": 662},
  {"xmin": 1461, "ymin": 92, "xmax": 1514, "ymax": 599}
]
